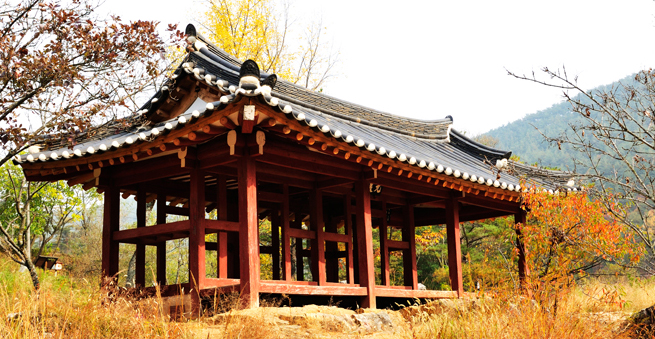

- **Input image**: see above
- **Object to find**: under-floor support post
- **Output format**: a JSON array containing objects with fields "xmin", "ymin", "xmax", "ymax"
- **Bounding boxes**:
[
  {"xmin": 102, "ymin": 185, "xmax": 120, "ymax": 285},
  {"xmin": 217, "ymin": 175, "xmax": 228, "ymax": 279},
  {"xmin": 293, "ymin": 210, "xmax": 304, "ymax": 281},
  {"xmin": 271, "ymin": 209, "xmax": 281, "ymax": 280},
  {"xmin": 189, "ymin": 167, "xmax": 206, "ymax": 313},
  {"xmin": 380, "ymin": 201, "xmax": 390, "ymax": 287},
  {"xmin": 402, "ymin": 204, "xmax": 418, "ymax": 289},
  {"xmin": 325, "ymin": 216, "xmax": 339, "ymax": 283},
  {"xmin": 238, "ymin": 156, "xmax": 259, "ymax": 308},
  {"xmin": 135, "ymin": 186, "xmax": 146, "ymax": 288},
  {"xmin": 345, "ymin": 194, "xmax": 355, "ymax": 284},
  {"xmin": 515, "ymin": 210, "xmax": 529, "ymax": 288},
  {"xmin": 310, "ymin": 188, "xmax": 326, "ymax": 284},
  {"xmin": 446, "ymin": 198, "xmax": 463, "ymax": 297},
  {"xmin": 282, "ymin": 184, "xmax": 292, "ymax": 281},
  {"xmin": 156, "ymin": 191, "xmax": 167, "ymax": 285},
  {"xmin": 355, "ymin": 179, "xmax": 376, "ymax": 309}
]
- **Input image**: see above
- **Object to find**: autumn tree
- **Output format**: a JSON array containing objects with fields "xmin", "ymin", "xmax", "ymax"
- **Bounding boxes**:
[
  {"xmin": 509, "ymin": 67, "xmax": 655, "ymax": 274},
  {"xmin": 200, "ymin": 0, "xmax": 338, "ymax": 91},
  {"xmin": 519, "ymin": 187, "xmax": 641, "ymax": 303},
  {"xmin": 0, "ymin": 0, "xmax": 180, "ymax": 289},
  {"xmin": 0, "ymin": 0, "xmax": 180, "ymax": 167}
]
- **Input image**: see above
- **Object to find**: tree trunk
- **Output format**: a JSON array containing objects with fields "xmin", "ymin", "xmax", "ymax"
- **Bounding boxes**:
[
  {"xmin": 126, "ymin": 251, "xmax": 136, "ymax": 288},
  {"xmin": 25, "ymin": 259, "xmax": 40, "ymax": 290},
  {"xmin": 24, "ymin": 191, "xmax": 39, "ymax": 290}
]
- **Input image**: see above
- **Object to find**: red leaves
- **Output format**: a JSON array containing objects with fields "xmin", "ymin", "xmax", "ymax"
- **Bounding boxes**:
[{"xmin": 0, "ymin": 0, "xmax": 182, "ymax": 161}]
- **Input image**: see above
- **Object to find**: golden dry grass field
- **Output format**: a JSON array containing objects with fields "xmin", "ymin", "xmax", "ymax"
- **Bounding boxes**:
[{"xmin": 1, "ymin": 258, "xmax": 653, "ymax": 339}]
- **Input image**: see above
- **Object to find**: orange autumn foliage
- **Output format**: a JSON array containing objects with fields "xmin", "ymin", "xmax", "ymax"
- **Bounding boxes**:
[{"xmin": 520, "ymin": 187, "xmax": 642, "ymax": 285}]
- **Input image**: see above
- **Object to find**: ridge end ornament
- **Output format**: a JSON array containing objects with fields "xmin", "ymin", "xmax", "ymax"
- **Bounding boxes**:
[
  {"xmin": 239, "ymin": 59, "xmax": 261, "ymax": 90},
  {"xmin": 261, "ymin": 74, "xmax": 277, "ymax": 95}
]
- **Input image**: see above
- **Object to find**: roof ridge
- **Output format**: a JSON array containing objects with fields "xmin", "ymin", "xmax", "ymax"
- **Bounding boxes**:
[
  {"xmin": 449, "ymin": 128, "xmax": 512, "ymax": 160},
  {"xmin": 189, "ymin": 25, "xmax": 453, "ymax": 132}
]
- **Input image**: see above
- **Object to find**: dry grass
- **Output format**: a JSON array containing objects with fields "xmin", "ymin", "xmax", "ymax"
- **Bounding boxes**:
[
  {"xmin": 0, "ymin": 259, "xmax": 192, "ymax": 338},
  {"xmin": 3, "ymin": 256, "xmax": 655, "ymax": 339},
  {"xmin": 405, "ymin": 296, "xmax": 627, "ymax": 339},
  {"xmin": 401, "ymin": 278, "xmax": 655, "ymax": 339}
]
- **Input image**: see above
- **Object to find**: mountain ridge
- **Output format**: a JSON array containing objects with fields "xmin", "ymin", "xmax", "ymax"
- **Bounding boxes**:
[{"xmin": 484, "ymin": 73, "xmax": 637, "ymax": 171}]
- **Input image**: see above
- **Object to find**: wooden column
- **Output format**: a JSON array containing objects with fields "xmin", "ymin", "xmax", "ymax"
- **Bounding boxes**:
[
  {"xmin": 515, "ymin": 210, "xmax": 529, "ymax": 287},
  {"xmin": 294, "ymin": 211, "xmax": 304, "ymax": 281},
  {"xmin": 189, "ymin": 167, "xmax": 206, "ymax": 311},
  {"xmin": 135, "ymin": 187, "xmax": 146, "ymax": 288},
  {"xmin": 402, "ymin": 204, "xmax": 418, "ymax": 289},
  {"xmin": 445, "ymin": 198, "xmax": 463, "ymax": 297},
  {"xmin": 380, "ymin": 201, "xmax": 390, "ymax": 287},
  {"xmin": 282, "ymin": 184, "xmax": 292, "ymax": 281},
  {"xmin": 238, "ymin": 156, "xmax": 259, "ymax": 308},
  {"xmin": 345, "ymin": 195, "xmax": 355, "ymax": 284},
  {"xmin": 217, "ymin": 175, "xmax": 229, "ymax": 279},
  {"xmin": 102, "ymin": 185, "xmax": 120, "ymax": 284},
  {"xmin": 271, "ymin": 209, "xmax": 281, "ymax": 280},
  {"xmin": 156, "ymin": 191, "xmax": 167, "ymax": 285},
  {"xmin": 310, "ymin": 189, "xmax": 326, "ymax": 284},
  {"xmin": 325, "ymin": 216, "xmax": 339, "ymax": 283},
  {"xmin": 355, "ymin": 180, "xmax": 376, "ymax": 309}
]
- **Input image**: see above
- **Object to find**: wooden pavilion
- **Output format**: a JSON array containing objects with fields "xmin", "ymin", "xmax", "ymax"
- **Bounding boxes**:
[{"xmin": 15, "ymin": 24, "xmax": 572, "ymax": 310}]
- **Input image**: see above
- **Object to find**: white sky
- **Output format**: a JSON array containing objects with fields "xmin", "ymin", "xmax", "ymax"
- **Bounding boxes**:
[{"xmin": 100, "ymin": 0, "xmax": 655, "ymax": 135}]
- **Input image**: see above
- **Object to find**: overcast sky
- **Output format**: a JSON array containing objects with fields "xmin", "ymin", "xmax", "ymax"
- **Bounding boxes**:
[{"xmin": 100, "ymin": 0, "xmax": 655, "ymax": 135}]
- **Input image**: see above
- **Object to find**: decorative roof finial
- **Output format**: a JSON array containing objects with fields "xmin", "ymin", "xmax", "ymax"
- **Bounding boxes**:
[
  {"xmin": 261, "ymin": 74, "xmax": 277, "ymax": 95},
  {"xmin": 239, "ymin": 59, "xmax": 260, "ymax": 90},
  {"xmin": 185, "ymin": 24, "xmax": 197, "ymax": 44}
]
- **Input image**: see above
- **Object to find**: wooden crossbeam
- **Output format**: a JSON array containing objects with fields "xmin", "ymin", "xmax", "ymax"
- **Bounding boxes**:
[{"xmin": 113, "ymin": 220, "xmax": 190, "ymax": 242}]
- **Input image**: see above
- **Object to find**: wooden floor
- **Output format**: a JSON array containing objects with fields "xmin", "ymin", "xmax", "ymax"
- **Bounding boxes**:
[{"xmin": 140, "ymin": 279, "xmax": 458, "ymax": 301}]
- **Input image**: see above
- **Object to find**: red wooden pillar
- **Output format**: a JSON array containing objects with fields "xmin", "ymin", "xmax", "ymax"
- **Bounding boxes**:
[
  {"xmin": 515, "ymin": 210, "xmax": 530, "ymax": 287},
  {"xmin": 238, "ymin": 156, "xmax": 259, "ymax": 308},
  {"xmin": 135, "ymin": 187, "xmax": 146, "ymax": 288},
  {"xmin": 282, "ymin": 184, "xmax": 292, "ymax": 281},
  {"xmin": 102, "ymin": 185, "xmax": 120, "ymax": 284},
  {"xmin": 325, "ymin": 216, "xmax": 339, "ymax": 283},
  {"xmin": 310, "ymin": 189, "xmax": 326, "ymax": 284},
  {"xmin": 355, "ymin": 180, "xmax": 376, "ymax": 309},
  {"xmin": 217, "ymin": 175, "xmax": 229, "ymax": 279},
  {"xmin": 189, "ymin": 167, "xmax": 206, "ymax": 312},
  {"xmin": 293, "ymin": 210, "xmax": 304, "ymax": 281},
  {"xmin": 402, "ymin": 204, "xmax": 418, "ymax": 289},
  {"xmin": 345, "ymin": 194, "xmax": 355, "ymax": 284},
  {"xmin": 156, "ymin": 191, "xmax": 167, "ymax": 285},
  {"xmin": 380, "ymin": 201, "xmax": 390, "ymax": 287},
  {"xmin": 446, "ymin": 198, "xmax": 463, "ymax": 297},
  {"xmin": 271, "ymin": 209, "xmax": 281, "ymax": 280}
]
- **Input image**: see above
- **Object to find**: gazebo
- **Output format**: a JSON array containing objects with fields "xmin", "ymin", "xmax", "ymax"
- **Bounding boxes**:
[{"xmin": 15, "ymin": 24, "xmax": 570, "ymax": 310}]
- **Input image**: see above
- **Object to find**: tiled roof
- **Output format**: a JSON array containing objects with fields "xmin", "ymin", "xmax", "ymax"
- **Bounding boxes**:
[{"xmin": 15, "ymin": 24, "xmax": 576, "ymax": 194}]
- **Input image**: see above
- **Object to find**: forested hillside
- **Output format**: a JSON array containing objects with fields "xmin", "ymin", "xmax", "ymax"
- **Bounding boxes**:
[{"xmin": 485, "ymin": 74, "xmax": 636, "ymax": 172}]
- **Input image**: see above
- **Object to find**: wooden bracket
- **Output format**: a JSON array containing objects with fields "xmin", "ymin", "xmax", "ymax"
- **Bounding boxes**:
[
  {"xmin": 178, "ymin": 147, "xmax": 198, "ymax": 168},
  {"xmin": 178, "ymin": 147, "xmax": 188, "ymax": 167},
  {"xmin": 94, "ymin": 168, "xmax": 101, "ymax": 186},
  {"xmin": 227, "ymin": 130, "xmax": 237, "ymax": 155},
  {"xmin": 256, "ymin": 130, "xmax": 266, "ymax": 155},
  {"xmin": 363, "ymin": 169, "xmax": 377, "ymax": 180}
]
